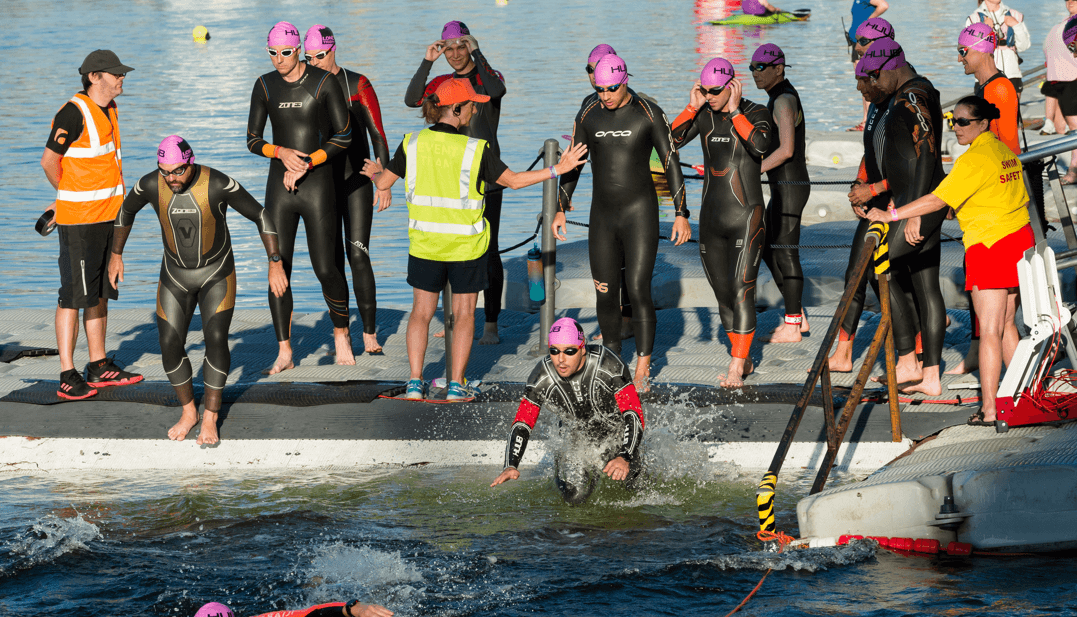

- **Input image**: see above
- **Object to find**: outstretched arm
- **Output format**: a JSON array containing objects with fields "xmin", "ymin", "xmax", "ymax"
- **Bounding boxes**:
[{"xmin": 492, "ymin": 395, "xmax": 542, "ymax": 486}]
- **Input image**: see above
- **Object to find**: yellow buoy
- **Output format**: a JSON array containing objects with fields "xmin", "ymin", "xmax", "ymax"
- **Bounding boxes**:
[{"xmin": 193, "ymin": 25, "xmax": 210, "ymax": 42}]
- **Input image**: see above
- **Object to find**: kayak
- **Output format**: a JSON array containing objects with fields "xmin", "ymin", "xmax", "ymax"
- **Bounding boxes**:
[{"xmin": 710, "ymin": 9, "xmax": 810, "ymax": 25}]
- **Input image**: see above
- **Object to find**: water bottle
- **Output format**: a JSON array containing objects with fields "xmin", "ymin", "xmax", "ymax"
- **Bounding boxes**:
[{"xmin": 527, "ymin": 243, "xmax": 544, "ymax": 302}]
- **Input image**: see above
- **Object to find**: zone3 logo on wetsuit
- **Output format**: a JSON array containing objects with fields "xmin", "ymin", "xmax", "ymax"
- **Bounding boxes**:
[{"xmin": 504, "ymin": 345, "xmax": 644, "ymax": 470}]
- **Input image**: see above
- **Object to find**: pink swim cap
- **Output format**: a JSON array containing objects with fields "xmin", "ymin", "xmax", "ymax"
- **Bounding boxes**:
[
  {"xmin": 593, "ymin": 54, "xmax": 629, "ymax": 87},
  {"xmin": 304, "ymin": 25, "xmax": 335, "ymax": 51},
  {"xmin": 1066, "ymin": 15, "xmax": 1077, "ymax": 46},
  {"xmin": 267, "ymin": 21, "xmax": 300, "ymax": 47},
  {"xmin": 441, "ymin": 20, "xmax": 470, "ymax": 41},
  {"xmin": 856, "ymin": 18, "xmax": 895, "ymax": 42},
  {"xmin": 158, "ymin": 135, "xmax": 194, "ymax": 166},
  {"xmin": 855, "ymin": 38, "xmax": 908, "ymax": 78},
  {"xmin": 701, "ymin": 58, "xmax": 735, "ymax": 89},
  {"xmin": 549, "ymin": 317, "xmax": 585, "ymax": 347},
  {"xmin": 959, "ymin": 22, "xmax": 996, "ymax": 53},
  {"xmin": 194, "ymin": 602, "xmax": 234, "ymax": 617},
  {"xmin": 587, "ymin": 44, "xmax": 617, "ymax": 66},
  {"xmin": 751, "ymin": 43, "xmax": 785, "ymax": 66},
  {"xmin": 742, "ymin": 0, "xmax": 767, "ymax": 16}
]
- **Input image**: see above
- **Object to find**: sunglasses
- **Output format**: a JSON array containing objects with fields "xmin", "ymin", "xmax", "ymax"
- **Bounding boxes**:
[
  {"xmin": 158, "ymin": 164, "xmax": 191, "ymax": 178},
  {"xmin": 594, "ymin": 83, "xmax": 624, "ymax": 93},
  {"xmin": 548, "ymin": 346, "xmax": 582, "ymax": 356},
  {"xmin": 306, "ymin": 50, "xmax": 330, "ymax": 60},
  {"xmin": 749, "ymin": 62, "xmax": 779, "ymax": 72},
  {"xmin": 266, "ymin": 47, "xmax": 298, "ymax": 57},
  {"xmin": 698, "ymin": 85, "xmax": 726, "ymax": 96},
  {"xmin": 952, "ymin": 117, "xmax": 983, "ymax": 127}
]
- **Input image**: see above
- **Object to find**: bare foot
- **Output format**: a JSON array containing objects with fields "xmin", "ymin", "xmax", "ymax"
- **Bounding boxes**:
[
  {"xmin": 478, "ymin": 322, "xmax": 500, "ymax": 345},
  {"xmin": 362, "ymin": 331, "xmax": 382, "ymax": 354},
  {"xmin": 900, "ymin": 379, "xmax": 942, "ymax": 396},
  {"xmin": 168, "ymin": 407, "xmax": 199, "ymax": 441},
  {"xmin": 633, "ymin": 356, "xmax": 651, "ymax": 393},
  {"xmin": 334, "ymin": 327, "xmax": 355, "ymax": 366},
  {"xmin": 763, "ymin": 322, "xmax": 802, "ymax": 344},
  {"xmin": 263, "ymin": 355, "xmax": 294, "ymax": 375},
  {"xmin": 719, "ymin": 356, "xmax": 754, "ymax": 388},
  {"xmin": 196, "ymin": 410, "xmax": 219, "ymax": 446},
  {"xmin": 872, "ymin": 354, "xmax": 922, "ymax": 386},
  {"xmin": 800, "ymin": 313, "xmax": 810, "ymax": 333},
  {"xmin": 826, "ymin": 340, "xmax": 854, "ymax": 373}
]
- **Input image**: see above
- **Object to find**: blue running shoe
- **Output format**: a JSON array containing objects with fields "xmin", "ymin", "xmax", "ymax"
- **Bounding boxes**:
[
  {"xmin": 446, "ymin": 380, "xmax": 476, "ymax": 401},
  {"xmin": 404, "ymin": 379, "xmax": 426, "ymax": 400}
]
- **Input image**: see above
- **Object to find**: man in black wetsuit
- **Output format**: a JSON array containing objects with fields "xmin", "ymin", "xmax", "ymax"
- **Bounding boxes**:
[
  {"xmin": 305, "ymin": 25, "xmax": 391, "ymax": 355},
  {"xmin": 671, "ymin": 58, "xmax": 772, "ymax": 388},
  {"xmin": 847, "ymin": 40, "xmax": 948, "ymax": 396},
  {"xmin": 554, "ymin": 54, "xmax": 690, "ymax": 391},
  {"xmin": 405, "ymin": 20, "xmax": 508, "ymax": 345},
  {"xmin": 490, "ymin": 318, "xmax": 645, "ymax": 505},
  {"xmin": 246, "ymin": 21, "xmax": 354, "ymax": 374},
  {"xmin": 108, "ymin": 137, "xmax": 288, "ymax": 446},
  {"xmin": 751, "ymin": 44, "xmax": 812, "ymax": 344}
]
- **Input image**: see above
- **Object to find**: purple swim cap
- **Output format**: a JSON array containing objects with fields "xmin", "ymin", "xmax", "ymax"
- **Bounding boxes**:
[
  {"xmin": 855, "ymin": 38, "xmax": 908, "ymax": 77},
  {"xmin": 441, "ymin": 20, "xmax": 470, "ymax": 41},
  {"xmin": 1066, "ymin": 15, "xmax": 1077, "ymax": 46},
  {"xmin": 701, "ymin": 58, "xmax": 735, "ymax": 89},
  {"xmin": 594, "ymin": 54, "xmax": 629, "ymax": 87},
  {"xmin": 588, "ymin": 44, "xmax": 617, "ymax": 66},
  {"xmin": 549, "ymin": 317, "xmax": 585, "ymax": 347},
  {"xmin": 304, "ymin": 25, "xmax": 335, "ymax": 51},
  {"xmin": 959, "ymin": 22, "xmax": 996, "ymax": 53},
  {"xmin": 158, "ymin": 135, "xmax": 194, "ymax": 166},
  {"xmin": 267, "ymin": 21, "xmax": 300, "ymax": 47},
  {"xmin": 193, "ymin": 602, "xmax": 234, "ymax": 617},
  {"xmin": 751, "ymin": 43, "xmax": 785, "ymax": 66},
  {"xmin": 856, "ymin": 18, "xmax": 895, "ymax": 42},
  {"xmin": 742, "ymin": 0, "xmax": 767, "ymax": 16}
]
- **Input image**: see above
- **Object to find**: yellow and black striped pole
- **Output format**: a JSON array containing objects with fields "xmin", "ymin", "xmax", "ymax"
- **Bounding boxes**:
[
  {"xmin": 868, "ymin": 221, "xmax": 889, "ymax": 275},
  {"xmin": 756, "ymin": 472, "xmax": 777, "ymax": 533}
]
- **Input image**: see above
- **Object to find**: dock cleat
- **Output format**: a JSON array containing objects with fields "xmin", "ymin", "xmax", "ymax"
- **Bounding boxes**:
[{"xmin": 404, "ymin": 379, "xmax": 426, "ymax": 400}]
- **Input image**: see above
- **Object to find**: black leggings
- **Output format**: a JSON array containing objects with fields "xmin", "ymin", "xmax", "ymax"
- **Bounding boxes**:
[
  {"xmin": 762, "ymin": 184, "xmax": 810, "ymax": 316},
  {"xmin": 340, "ymin": 179, "xmax": 377, "ymax": 335},
  {"xmin": 589, "ymin": 208, "xmax": 658, "ymax": 356},
  {"xmin": 484, "ymin": 190, "xmax": 504, "ymax": 324},
  {"xmin": 700, "ymin": 204, "xmax": 765, "ymax": 344},
  {"xmin": 156, "ymin": 254, "xmax": 235, "ymax": 407},
  {"xmin": 266, "ymin": 167, "xmax": 350, "ymax": 341}
]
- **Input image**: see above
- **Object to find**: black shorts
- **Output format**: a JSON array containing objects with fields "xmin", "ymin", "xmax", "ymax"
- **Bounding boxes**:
[
  {"xmin": 58, "ymin": 221, "xmax": 118, "ymax": 309},
  {"xmin": 1009, "ymin": 77, "xmax": 1023, "ymax": 96},
  {"xmin": 1043, "ymin": 80, "xmax": 1077, "ymax": 117},
  {"xmin": 407, "ymin": 253, "xmax": 488, "ymax": 294}
]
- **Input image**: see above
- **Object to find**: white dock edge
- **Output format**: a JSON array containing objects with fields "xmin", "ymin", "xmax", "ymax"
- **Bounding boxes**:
[{"xmin": 0, "ymin": 436, "xmax": 912, "ymax": 474}]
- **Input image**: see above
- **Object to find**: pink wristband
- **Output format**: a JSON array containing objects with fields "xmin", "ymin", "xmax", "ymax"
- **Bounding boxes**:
[{"xmin": 889, "ymin": 207, "xmax": 899, "ymax": 222}]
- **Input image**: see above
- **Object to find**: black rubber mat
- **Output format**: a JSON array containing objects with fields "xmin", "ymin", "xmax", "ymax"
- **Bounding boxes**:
[{"xmin": 0, "ymin": 345, "xmax": 58, "ymax": 363}]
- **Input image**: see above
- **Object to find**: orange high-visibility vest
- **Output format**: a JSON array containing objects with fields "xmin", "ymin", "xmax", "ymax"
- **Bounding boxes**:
[{"xmin": 54, "ymin": 93, "xmax": 124, "ymax": 225}]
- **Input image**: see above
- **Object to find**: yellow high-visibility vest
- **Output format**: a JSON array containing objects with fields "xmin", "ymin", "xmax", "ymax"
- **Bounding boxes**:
[{"xmin": 403, "ymin": 128, "xmax": 489, "ymax": 261}]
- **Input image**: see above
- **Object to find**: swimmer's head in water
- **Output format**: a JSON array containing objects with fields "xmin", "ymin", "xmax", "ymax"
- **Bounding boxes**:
[
  {"xmin": 959, "ymin": 22, "xmax": 996, "ymax": 55},
  {"xmin": 855, "ymin": 38, "xmax": 907, "ymax": 79},
  {"xmin": 267, "ymin": 21, "xmax": 300, "ymax": 47},
  {"xmin": 304, "ymin": 25, "xmax": 335, "ymax": 51},
  {"xmin": 194, "ymin": 602, "xmax": 234, "ymax": 617},
  {"xmin": 701, "ymin": 58, "xmax": 735, "ymax": 89},
  {"xmin": 158, "ymin": 135, "xmax": 194, "ymax": 166}
]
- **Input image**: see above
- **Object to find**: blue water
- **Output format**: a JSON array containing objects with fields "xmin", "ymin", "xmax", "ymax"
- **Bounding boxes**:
[{"xmin": 5, "ymin": 1, "xmax": 1077, "ymax": 614}]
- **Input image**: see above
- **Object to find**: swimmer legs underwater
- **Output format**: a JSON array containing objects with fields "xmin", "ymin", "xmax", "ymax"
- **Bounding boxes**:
[{"xmin": 490, "ymin": 318, "xmax": 645, "ymax": 505}]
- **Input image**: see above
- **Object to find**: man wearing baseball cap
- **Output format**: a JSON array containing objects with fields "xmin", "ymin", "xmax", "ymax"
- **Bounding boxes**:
[
  {"xmin": 41, "ymin": 49, "xmax": 142, "ymax": 400},
  {"xmin": 361, "ymin": 79, "xmax": 586, "ymax": 402},
  {"xmin": 404, "ymin": 21, "xmax": 509, "ymax": 346}
]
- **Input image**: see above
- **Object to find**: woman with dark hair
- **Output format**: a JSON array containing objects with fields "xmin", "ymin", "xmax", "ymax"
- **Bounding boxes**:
[{"xmin": 866, "ymin": 96, "xmax": 1033, "ymax": 427}]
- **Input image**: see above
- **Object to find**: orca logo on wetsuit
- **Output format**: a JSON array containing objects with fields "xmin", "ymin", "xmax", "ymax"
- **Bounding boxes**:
[
  {"xmin": 594, "ymin": 131, "xmax": 632, "ymax": 138},
  {"xmin": 278, "ymin": 102, "xmax": 303, "ymax": 109}
]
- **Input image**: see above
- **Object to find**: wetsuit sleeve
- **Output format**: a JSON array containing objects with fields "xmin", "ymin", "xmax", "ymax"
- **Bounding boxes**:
[
  {"xmin": 45, "ymin": 103, "xmax": 84, "ymax": 156},
  {"xmin": 112, "ymin": 172, "xmax": 155, "ymax": 254},
  {"xmin": 249, "ymin": 603, "xmax": 345, "ymax": 617},
  {"xmin": 505, "ymin": 364, "xmax": 545, "ymax": 469},
  {"xmin": 608, "ymin": 358, "xmax": 644, "ymax": 466},
  {"xmin": 472, "ymin": 50, "xmax": 506, "ymax": 100},
  {"xmin": 210, "ymin": 168, "xmax": 280, "ymax": 258},
  {"xmin": 309, "ymin": 77, "xmax": 353, "ymax": 167},
  {"xmin": 670, "ymin": 108, "xmax": 700, "ymax": 149},
  {"xmin": 732, "ymin": 105, "xmax": 772, "ymax": 158},
  {"xmin": 857, "ymin": 158, "xmax": 869, "ymax": 183},
  {"xmin": 246, "ymin": 78, "xmax": 275, "ymax": 158},
  {"xmin": 404, "ymin": 59, "xmax": 435, "ymax": 107},
  {"xmin": 557, "ymin": 108, "xmax": 590, "ymax": 211},
  {"xmin": 352, "ymin": 74, "xmax": 391, "ymax": 165},
  {"xmin": 650, "ymin": 103, "xmax": 688, "ymax": 217},
  {"xmin": 885, "ymin": 87, "xmax": 941, "ymax": 206}
]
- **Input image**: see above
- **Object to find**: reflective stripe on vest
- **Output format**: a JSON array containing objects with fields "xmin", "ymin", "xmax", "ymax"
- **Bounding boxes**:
[
  {"xmin": 403, "ymin": 129, "xmax": 489, "ymax": 261},
  {"xmin": 54, "ymin": 93, "xmax": 124, "ymax": 225},
  {"xmin": 63, "ymin": 97, "xmax": 116, "ymax": 158},
  {"xmin": 56, "ymin": 185, "xmax": 125, "ymax": 202}
]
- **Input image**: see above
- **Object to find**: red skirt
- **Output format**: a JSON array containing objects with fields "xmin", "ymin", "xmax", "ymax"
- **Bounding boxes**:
[{"xmin": 964, "ymin": 224, "xmax": 1034, "ymax": 291}]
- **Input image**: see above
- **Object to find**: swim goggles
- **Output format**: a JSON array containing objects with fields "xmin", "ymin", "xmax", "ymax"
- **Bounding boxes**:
[
  {"xmin": 549, "ymin": 346, "xmax": 582, "ymax": 356},
  {"xmin": 306, "ymin": 50, "xmax": 330, "ymax": 60},
  {"xmin": 594, "ymin": 83, "xmax": 625, "ymax": 93},
  {"xmin": 749, "ymin": 61, "xmax": 782, "ymax": 72},
  {"xmin": 855, "ymin": 36, "xmax": 875, "ymax": 47},
  {"xmin": 957, "ymin": 46, "xmax": 972, "ymax": 58},
  {"xmin": 585, "ymin": 65, "xmax": 596, "ymax": 74},
  {"xmin": 951, "ymin": 117, "xmax": 983, "ymax": 127},
  {"xmin": 158, "ymin": 164, "xmax": 191, "ymax": 178},
  {"xmin": 1068, "ymin": 42, "xmax": 1077, "ymax": 54},
  {"xmin": 698, "ymin": 85, "xmax": 726, "ymax": 96},
  {"xmin": 266, "ymin": 47, "xmax": 298, "ymax": 57}
]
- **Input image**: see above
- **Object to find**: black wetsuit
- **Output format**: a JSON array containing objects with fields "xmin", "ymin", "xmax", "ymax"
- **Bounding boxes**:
[
  {"xmin": 246, "ymin": 64, "xmax": 352, "ymax": 341},
  {"xmin": 505, "ymin": 345, "xmax": 645, "ymax": 503},
  {"xmin": 405, "ymin": 51, "xmax": 507, "ymax": 325},
  {"xmin": 761, "ymin": 80, "xmax": 811, "ymax": 321},
  {"xmin": 330, "ymin": 67, "xmax": 390, "ymax": 336},
  {"xmin": 114, "ymin": 166, "xmax": 278, "ymax": 406},
  {"xmin": 671, "ymin": 100, "xmax": 772, "ymax": 357},
  {"xmin": 558, "ymin": 93, "xmax": 687, "ymax": 357}
]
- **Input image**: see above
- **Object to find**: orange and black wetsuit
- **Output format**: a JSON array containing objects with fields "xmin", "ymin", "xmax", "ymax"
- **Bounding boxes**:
[
  {"xmin": 246, "ymin": 64, "xmax": 352, "ymax": 340},
  {"xmin": 114, "ymin": 166, "xmax": 278, "ymax": 408},
  {"xmin": 671, "ymin": 99, "xmax": 772, "ymax": 359},
  {"xmin": 330, "ymin": 67, "xmax": 390, "ymax": 336},
  {"xmin": 251, "ymin": 602, "xmax": 357, "ymax": 617}
]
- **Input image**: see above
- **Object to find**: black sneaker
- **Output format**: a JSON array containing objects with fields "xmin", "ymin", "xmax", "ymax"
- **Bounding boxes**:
[
  {"xmin": 84, "ymin": 357, "xmax": 143, "ymax": 387},
  {"xmin": 58, "ymin": 368, "xmax": 97, "ymax": 400}
]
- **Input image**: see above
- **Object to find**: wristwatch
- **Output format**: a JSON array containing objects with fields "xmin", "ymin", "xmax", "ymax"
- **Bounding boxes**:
[
  {"xmin": 269, "ymin": 254, "xmax": 282, "ymax": 263},
  {"xmin": 344, "ymin": 600, "xmax": 359, "ymax": 616}
]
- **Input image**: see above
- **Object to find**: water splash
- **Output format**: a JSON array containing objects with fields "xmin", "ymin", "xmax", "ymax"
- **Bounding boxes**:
[
  {"xmin": 3, "ymin": 513, "xmax": 101, "ymax": 572},
  {"xmin": 301, "ymin": 543, "xmax": 425, "ymax": 609},
  {"xmin": 690, "ymin": 540, "xmax": 878, "ymax": 573}
]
